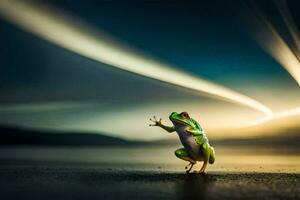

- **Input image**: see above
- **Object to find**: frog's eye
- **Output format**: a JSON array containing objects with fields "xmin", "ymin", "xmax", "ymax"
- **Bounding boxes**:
[{"xmin": 181, "ymin": 112, "xmax": 189, "ymax": 118}]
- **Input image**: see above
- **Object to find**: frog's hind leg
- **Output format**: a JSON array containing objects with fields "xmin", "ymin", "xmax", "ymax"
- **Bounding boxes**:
[
  {"xmin": 195, "ymin": 143, "xmax": 210, "ymax": 174},
  {"xmin": 175, "ymin": 148, "xmax": 196, "ymax": 163},
  {"xmin": 209, "ymin": 146, "xmax": 215, "ymax": 164},
  {"xmin": 175, "ymin": 148, "xmax": 196, "ymax": 173},
  {"xmin": 185, "ymin": 162, "xmax": 192, "ymax": 170}
]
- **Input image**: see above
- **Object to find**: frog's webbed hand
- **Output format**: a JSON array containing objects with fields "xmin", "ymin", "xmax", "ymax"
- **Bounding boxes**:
[
  {"xmin": 149, "ymin": 116, "xmax": 175, "ymax": 133},
  {"xmin": 149, "ymin": 116, "xmax": 162, "ymax": 126}
]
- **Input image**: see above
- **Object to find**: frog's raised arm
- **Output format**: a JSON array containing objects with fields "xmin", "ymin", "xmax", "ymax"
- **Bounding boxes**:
[{"xmin": 149, "ymin": 116, "xmax": 175, "ymax": 133}]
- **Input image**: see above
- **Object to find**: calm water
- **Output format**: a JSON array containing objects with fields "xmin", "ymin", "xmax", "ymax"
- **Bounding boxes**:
[{"xmin": 0, "ymin": 145, "xmax": 299, "ymax": 173}]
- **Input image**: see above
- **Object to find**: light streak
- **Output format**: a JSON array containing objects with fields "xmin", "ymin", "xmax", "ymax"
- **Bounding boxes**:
[
  {"xmin": 249, "ymin": 1, "xmax": 300, "ymax": 86},
  {"xmin": 276, "ymin": 0, "xmax": 300, "ymax": 61},
  {"xmin": 0, "ymin": 0, "xmax": 272, "ymax": 115}
]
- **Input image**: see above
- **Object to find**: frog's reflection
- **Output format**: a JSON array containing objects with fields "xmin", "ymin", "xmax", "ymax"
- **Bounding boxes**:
[{"xmin": 175, "ymin": 173, "xmax": 215, "ymax": 200}]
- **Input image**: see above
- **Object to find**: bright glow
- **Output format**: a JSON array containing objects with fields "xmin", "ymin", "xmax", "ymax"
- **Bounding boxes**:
[
  {"xmin": 242, "ymin": 106, "xmax": 300, "ymax": 127},
  {"xmin": 0, "ymin": 0, "xmax": 272, "ymax": 116},
  {"xmin": 275, "ymin": 106, "xmax": 300, "ymax": 119}
]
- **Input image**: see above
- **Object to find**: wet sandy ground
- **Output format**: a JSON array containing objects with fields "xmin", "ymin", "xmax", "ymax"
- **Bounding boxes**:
[
  {"xmin": 0, "ymin": 165, "xmax": 299, "ymax": 200},
  {"xmin": 0, "ymin": 146, "xmax": 299, "ymax": 200}
]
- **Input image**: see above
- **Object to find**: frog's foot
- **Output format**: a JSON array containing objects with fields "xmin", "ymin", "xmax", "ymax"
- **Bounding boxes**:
[
  {"xmin": 192, "ymin": 170, "xmax": 205, "ymax": 174},
  {"xmin": 194, "ymin": 160, "xmax": 208, "ymax": 174},
  {"xmin": 185, "ymin": 162, "xmax": 195, "ymax": 174}
]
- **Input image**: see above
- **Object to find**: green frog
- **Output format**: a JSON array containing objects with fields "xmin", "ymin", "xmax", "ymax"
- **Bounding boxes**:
[{"xmin": 150, "ymin": 112, "xmax": 215, "ymax": 173}]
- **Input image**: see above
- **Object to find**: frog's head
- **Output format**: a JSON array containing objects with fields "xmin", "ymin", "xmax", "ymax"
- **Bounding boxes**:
[{"xmin": 169, "ymin": 111, "xmax": 195, "ymax": 128}]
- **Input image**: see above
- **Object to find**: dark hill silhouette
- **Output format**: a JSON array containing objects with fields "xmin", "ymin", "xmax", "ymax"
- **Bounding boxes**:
[{"xmin": 0, "ymin": 125, "xmax": 143, "ymax": 146}]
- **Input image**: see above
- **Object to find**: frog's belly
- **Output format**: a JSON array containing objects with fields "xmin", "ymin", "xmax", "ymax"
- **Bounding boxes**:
[{"xmin": 176, "ymin": 129, "xmax": 201, "ymax": 159}]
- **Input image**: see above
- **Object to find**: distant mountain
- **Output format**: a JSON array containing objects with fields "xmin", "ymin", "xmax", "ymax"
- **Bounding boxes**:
[
  {"xmin": 211, "ymin": 134, "xmax": 299, "ymax": 147},
  {"xmin": 0, "ymin": 125, "xmax": 143, "ymax": 146}
]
